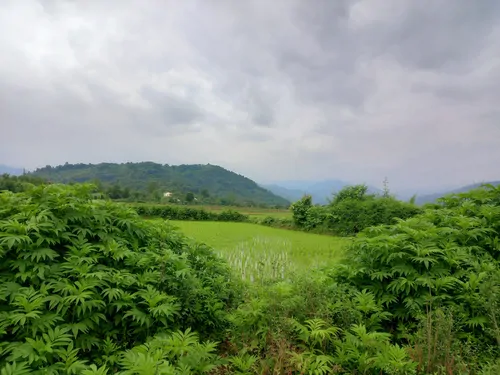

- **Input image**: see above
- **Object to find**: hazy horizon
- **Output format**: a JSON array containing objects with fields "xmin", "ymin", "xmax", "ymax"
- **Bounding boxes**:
[{"xmin": 2, "ymin": 0, "xmax": 499, "ymax": 192}]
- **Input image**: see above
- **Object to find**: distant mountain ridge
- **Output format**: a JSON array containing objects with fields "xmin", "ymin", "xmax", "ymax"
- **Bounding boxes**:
[
  {"xmin": 259, "ymin": 184, "xmax": 306, "ymax": 203},
  {"xmin": 30, "ymin": 162, "xmax": 289, "ymax": 207},
  {"xmin": 266, "ymin": 179, "xmax": 500, "ymax": 205},
  {"xmin": 415, "ymin": 181, "xmax": 500, "ymax": 205},
  {"xmin": 0, "ymin": 164, "xmax": 23, "ymax": 176},
  {"xmin": 262, "ymin": 180, "xmax": 382, "ymax": 204}
]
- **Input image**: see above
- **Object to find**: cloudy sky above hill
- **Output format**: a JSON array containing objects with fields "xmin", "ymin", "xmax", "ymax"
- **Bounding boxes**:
[{"xmin": 1, "ymin": 0, "xmax": 499, "ymax": 192}]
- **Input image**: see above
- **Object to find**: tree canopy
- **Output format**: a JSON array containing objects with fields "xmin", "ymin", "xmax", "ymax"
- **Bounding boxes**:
[{"xmin": 30, "ymin": 162, "xmax": 289, "ymax": 207}]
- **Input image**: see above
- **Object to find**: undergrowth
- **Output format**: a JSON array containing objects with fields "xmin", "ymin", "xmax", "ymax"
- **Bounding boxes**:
[
  {"xmin": 0, "ymin": 184, "xmax": 242, "ymax": 373},
  {"xmin": 0, "ymin": 183, "xmax": 499, "ymax": 374}
]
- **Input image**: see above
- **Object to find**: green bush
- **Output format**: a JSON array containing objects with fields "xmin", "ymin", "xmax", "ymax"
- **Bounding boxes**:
[
  {"xmin": 233, "ymin": 185, "xmax": 500, "ymax": 374},
  {"xmin": 0, "ymin": 173, "xmax": 48, "ymax": 193},
  {"xmin": 131, "ymin": 203, "xmax": 249, "ymax": 222},
  {"xmin": 290, "ymin": 195, "xmax": 313, "ymax": 227},
  {"xmin": 257, "ymin": 216, "xmax": 294, "ymax": 229},
  {"xmin": 327, "ymin": 197, "xmax": 422, "ymax": 235},
  {"xmin": 291, "ymin": 185, "xmax": 422, "ymax": 236},
  {"xmin": 336, "ymin": 184, "xmax": 500, "ymax": 351},
  {"xmin": 217, "ymin": 209, "xmax": 249, "ymax": 222},
  {"xmin": 330, "ymin": 184, "xmax": 370, "ymax": 204},
  {"xmin": 2, "ymin": 182, "xmax": 499, "ymax": 373},
  {"xmin": 0, "ymin": 184, "xmax": 241, "ymax": 372},
  {"xmin": 304, "ymin": 205, "xmax": 329, "ymax": 231},
  {"xmin": 227, "ymin": 272, "xmax": 417, "ymax": 375}
]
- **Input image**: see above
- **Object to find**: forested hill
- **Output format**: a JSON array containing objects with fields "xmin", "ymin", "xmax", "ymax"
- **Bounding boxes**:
[{"xmin": 30, "ymin": 162, "xmax": 290, "ymax": 207}]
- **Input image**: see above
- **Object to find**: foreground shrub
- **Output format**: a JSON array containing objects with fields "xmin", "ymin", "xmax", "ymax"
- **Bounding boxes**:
[
  {"xmin": 0, "ymin": 184, "xmax": 241, "ymax": 372},
  {"xmin": 227, "ymin": 272, "xmax": 416, "ymax": 374},
  {"xmin": 336, "ymin": 185, "xmax": 500, "ymax": 360}
]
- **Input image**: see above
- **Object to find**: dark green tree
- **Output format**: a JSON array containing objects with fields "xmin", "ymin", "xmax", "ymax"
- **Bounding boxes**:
[
  {"xmin": 291, "ymin": 194, "xmax": 313, "ymax": 227},
  {"xmin": 185, "ymin": 192, "xmax": 195, "ymax": 203},
  {"xmin": 330, "ymin": 184, "xmax": 369, "ymax": 205},
  {"xmin": 147, "ymin": 181, "xmax": 160, "ymax": 195}
]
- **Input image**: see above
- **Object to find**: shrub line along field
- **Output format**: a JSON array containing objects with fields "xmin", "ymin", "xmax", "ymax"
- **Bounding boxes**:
[
  {"xmin": 182, "ymin": 205, "xmax": 292, "ymax": 219},
  {"xmin": 140, "ymin": 202, "xmax": 292, "ymax": 219}
]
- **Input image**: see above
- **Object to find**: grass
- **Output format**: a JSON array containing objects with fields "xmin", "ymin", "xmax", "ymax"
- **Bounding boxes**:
[{"xmin": 168, "ymin": 220, "xmax": 348, "ymax": 283}]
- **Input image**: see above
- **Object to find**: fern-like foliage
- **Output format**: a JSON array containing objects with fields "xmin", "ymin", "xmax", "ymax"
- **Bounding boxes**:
[
  {"xmin": 338, "ymin": 184, "xmax": 500, "ymax": 348},
  {"xmin": 0, "ymin": 184, "xmax": 241, "ymax": 373}
]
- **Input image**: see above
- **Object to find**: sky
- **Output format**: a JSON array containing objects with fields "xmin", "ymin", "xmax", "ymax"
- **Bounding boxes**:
[{"xmin": 1, "ymin": 0, "xmax": 499, "ymax": 193}]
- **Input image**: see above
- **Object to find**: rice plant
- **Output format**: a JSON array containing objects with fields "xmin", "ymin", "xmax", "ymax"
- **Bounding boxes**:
[
  {"xmin": 168, "ymin": 221, "xmax": 347, "ymax": 283},
  {"xmin": 221, "ymin": 237, "xmax": 296, "ymax": 282}
]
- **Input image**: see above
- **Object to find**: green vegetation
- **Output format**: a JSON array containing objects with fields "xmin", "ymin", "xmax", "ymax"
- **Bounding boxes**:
[
  {"xmin": 291, "ymin": 184, "xmax": 422, "ymax": 236},
  {"xmin": 0, "ymin": 173, "xmax": 48, "ymax": 192},
  {"xmin": 332, "ymin": 183, "xmax": 500, "ymax": 373},
  {"xmin": 1, "ymin": 182, "xmax": 499, "ymax": 374},
  {"xmin": 141, "ymin": 204, "xmax": 291, "ymax": 218},
  {"xmin": 131, "ymin": 203, "xmax": 249, "ymax": 222},
  {"xmin": 168, "ymin": 221, "xmax": 347, "ymax": 282},
  {"xmin": 0, "ymin": 184, "xmax": 241, "ymax": 373},
  {"xmin": 30, "ymin": 162, "xmax": 289, "ymax": 207}
]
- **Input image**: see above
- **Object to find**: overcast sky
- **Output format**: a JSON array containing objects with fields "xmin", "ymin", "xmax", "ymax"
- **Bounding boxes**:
[{"xmin": 1, "ymin": 0, "xmax": 499, "ymax": 192}]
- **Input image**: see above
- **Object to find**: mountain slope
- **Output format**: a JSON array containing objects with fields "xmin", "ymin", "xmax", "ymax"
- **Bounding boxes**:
[
  {"xmin": 415, "ymin": 181, "xmax": 500, "ymax": 205},
  {"xmin": 0, "ymin": 164, "xmax": 23, "ymax": 175},
  {"xmin": 264, "ymin": 180, "xmax": 349, "ymax": 204},
  {"xmin": 260, "ymin": 184, "xmax": 306, "ymax": 203},
  {"xmin": 31, "ymin": 162, "xmax": 290, "ymax": 206}
]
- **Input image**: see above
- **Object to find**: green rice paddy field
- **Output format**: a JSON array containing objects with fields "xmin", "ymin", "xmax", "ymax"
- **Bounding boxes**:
[{"xmin": 169, "ymin": 220, "xmax": 348, "ymax": 282}]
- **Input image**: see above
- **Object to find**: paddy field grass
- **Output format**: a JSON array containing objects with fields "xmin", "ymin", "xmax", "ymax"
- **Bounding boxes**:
[{"xmin": 168, "ymin": 220, "xmax": 348, "ymax": 283}]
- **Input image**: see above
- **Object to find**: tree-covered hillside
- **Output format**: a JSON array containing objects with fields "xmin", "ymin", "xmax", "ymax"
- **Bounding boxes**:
[{"xmin": 30, "ymin": 162, "xmax": 289, "ymax": 207}]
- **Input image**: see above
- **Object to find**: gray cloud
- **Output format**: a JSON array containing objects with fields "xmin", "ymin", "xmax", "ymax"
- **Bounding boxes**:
[
  {"xmin": 140, "ymin": 86, "xmax": 205, "ymax": 128},
  {"xmin": 0, "ymin": 0, "xmax": 499, "ymax": 192}
]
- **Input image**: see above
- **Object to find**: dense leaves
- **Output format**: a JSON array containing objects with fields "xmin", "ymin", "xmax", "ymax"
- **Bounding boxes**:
[
  {"xmin": 30, "ymin": 162, "xmax": 290, "ymax": 207},
  {"xmin": 290, "ymin": 194, "xmax": 313, "ymax": 227},
  {"xmin": 2, "ymin": 182, "xmax": 500, "ymax": 374},
  {"xmin": 239, "ymin": 185, "xmax": 500, "ymax": 373},
  {"xmin": 0, "ymin": 184, "xmax": 241, "ymax": 373},
  {"xmin": 131, "ymin": 203, "xmax": 249, "ymax": 222},
  {"xmin": 338, "ymin": 184, "xmax": 500, "ymax": 351},
  {"xmin": 291, "ymin": 185, "xmax": 422, "ymax": 236},
  {"xmin": 0, "ymin": 173, "xmax": 48, "ymax": 193}
]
